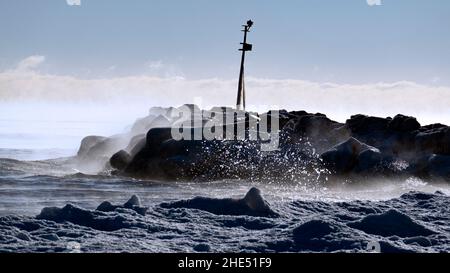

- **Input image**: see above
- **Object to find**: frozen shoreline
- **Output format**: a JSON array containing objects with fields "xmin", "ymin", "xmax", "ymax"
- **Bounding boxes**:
[{"xmin": 0, "ymin": 188, "xmax": 449, "ymax": 253}]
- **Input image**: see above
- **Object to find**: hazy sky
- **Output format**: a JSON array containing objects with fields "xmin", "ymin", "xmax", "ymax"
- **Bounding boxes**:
[
  {"xmin": 1, "ymin": 0, "xmax": 449, "ymax": 84},
  {"xmin": 0, "ymin": 0, "xmax": 450, "ymax": 152}
]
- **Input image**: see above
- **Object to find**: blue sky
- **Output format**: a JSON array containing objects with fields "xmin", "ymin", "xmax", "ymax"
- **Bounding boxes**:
[{"xmin": 1, "ymin": 0, "xmax": 449, "ymax": 84}]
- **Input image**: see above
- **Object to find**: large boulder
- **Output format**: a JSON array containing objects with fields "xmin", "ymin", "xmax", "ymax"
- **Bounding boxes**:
[
  {"xmin": 80, "ymin": 135, "xmax": 128, "ymax": 160},
  {"xmin": 76, "ymin": 135, "xmax": 129, "ymax": 173},
  {"xmin": 428, "ymin": 154, "xmax": 450, "ymax": 178},
  {"xmin": 97, "ymin": 195, "xmax": 148, "ymax": 216},
  {"xmin": 387, "ymin": 114, "xmax": 421, "ymax": 132},
  {"xmin": 129, "ymin": 115, "xmax": 157, "ymax": 135},
  {"xmin": 281, "ymin": 113, "xmax": 348, "ymax": 152},
  {"xmin": 77, "ymin": 135, "xmax": 107, "ymax": 158},
  {"xmin": 109, "ymin": 150, "xmax": 131, "ymax": 171},
  {"xmin": 346, "ymin": 114, "xmax": 390, "ymax": 135},
  {"xmin": 260, "ymin": 109, "xmax": 297, "ymax": 132},
  {"xmin": 125, "ymin": 134, "xmax": 146, "ymax": 157},
  {"xmin": 160, "ymin": 187, "xmax": 278, "ymax": 217},
  {"xmin": 415, "ymin": 126, "xmax": 450, "ymax": 155},
  {"xmin": 96, "ymin": 106, "xmax": 449, "ymax": 181},
  {"xmin": 345, "ymin": 114, "xmax": 424, "ymax": 158},
  {"xmin": 146, "ymin": 127, "xmax": 173, "ymax": 147},
  {"xmin": 348, "ymin": 209, "xmax": 435, "ymax": 237},
  {"xmin": 123, "ymin": 128, "xmax": 201, "ymax": 179},
  {"xmin": 320, "ymin": 137, "xmax": 383, "ymax": 174},
  {"xmin": 289, "ymin": 114, "xmax": 343, "ymax": 138}
]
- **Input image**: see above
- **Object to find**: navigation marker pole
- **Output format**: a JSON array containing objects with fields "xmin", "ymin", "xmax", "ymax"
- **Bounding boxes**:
[{"xmin": 236, "ymin": 20, "xmax": 253, "ymax": 111}]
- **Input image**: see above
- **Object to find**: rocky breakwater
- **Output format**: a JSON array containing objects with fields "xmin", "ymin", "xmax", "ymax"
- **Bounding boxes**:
[{"xmin": 75, "ymin": 105, "xmax": 450, "ymax": 182}]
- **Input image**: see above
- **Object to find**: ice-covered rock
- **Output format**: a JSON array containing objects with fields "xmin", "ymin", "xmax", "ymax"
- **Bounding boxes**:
[
  {"xmin": 37, "ymin": 204, "xmax": 133, "ymax": 231},
  {"xmin": 347, "ymin": 209, "xmax": 436, "ymax": 238},
  {"xmin": 124, "ymin": 195, "xmax": 141, "ymax": 207},
  {"xmin": 0, "ymin": 190, "xmax": 448, "ymax": 252},
  {"xmin": 36, "ymin": 195, "xmax": 148, "ymax": 231},
  {"xmin": 161, "ymin": 187, "xmax": 278, "ymax": 217},
  {"xmin": 96, "ymin": 195, "xmax": 147, "ymax": 216},
  {"xmin": 293, "ymin": 220, "xmax": 336, "ymax": 242}
]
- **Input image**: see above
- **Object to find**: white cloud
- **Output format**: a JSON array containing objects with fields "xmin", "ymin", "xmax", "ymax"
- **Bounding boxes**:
[
  {"xmin": 66, "ymin": 0, "xmax": 81, "ymax": 6},
  {"xmin": 15, "ymin": 55, "xmax": 45, "ymax": 71},
  {"xmin": 1, "ymin": 56, "xmax": 449, "ymax": 125},
  {"xmin": 367, "ymin": 0, "xmax": 382, "ymax": 6},
  {"xmin": 148, "ymin": 60, "xmax": 163, "ymax": 70},
  {"xmin": 431, "ymin": 76, "xmax": 440, "ymax": 84}
]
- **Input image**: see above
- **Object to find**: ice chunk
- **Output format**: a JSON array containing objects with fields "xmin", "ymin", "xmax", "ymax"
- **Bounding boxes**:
[{"xmin": 348, "ymin": 209, "xmax": 435, "ymax": 237}]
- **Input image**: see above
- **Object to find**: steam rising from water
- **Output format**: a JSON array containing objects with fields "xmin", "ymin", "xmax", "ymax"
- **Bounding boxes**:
[
  {"xmin": 1, "ymin": 70, "xmax": 449, "ymax": 121},
  {"xmin": 1, "ymin": 64, "xmax": 449, "ymax": 155}
]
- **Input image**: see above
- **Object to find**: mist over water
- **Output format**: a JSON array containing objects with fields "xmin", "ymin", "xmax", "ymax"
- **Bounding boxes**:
[
  {"xmin": 0, "ymin": 102, "xmax": 149, "ymax": 160},
  {"xmin": 0, "ymin": 74, "xmax": 449, "ymax": 205},
  {"xmin": 1, "ymin": 0, "xmax": 450, "ymax": 253},
  {"xmin": 1, "ymin": 75, "xmax": 449, "ymax": 160},
  {"xmin": 1, "ymin": 80, "xmax": 450, "ymax": 253}
]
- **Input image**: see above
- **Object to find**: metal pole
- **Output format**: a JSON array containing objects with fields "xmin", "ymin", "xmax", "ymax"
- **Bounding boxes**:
[{"xmin": 236, "ymin": 25, "xmax": 249, "ymax": 111}]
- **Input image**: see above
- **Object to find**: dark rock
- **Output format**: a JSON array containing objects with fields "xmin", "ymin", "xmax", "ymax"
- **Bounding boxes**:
[
  {"xmin": 260, "ymin": 109, "xmax": 295, "ymax": 132},
  {"xmin": 419, "ymin": 123, "xmax": 447, "ymax": 132},
  {"xmin": 146, "ymin": 127, "xmax": 173, "ymax": 147},
  {"xmin": 320, "ymin": 137, "xmax": 382, "ymax": 174},
  {"xmin": 109, "ymin": 150, "xmax": 131, "ymax": 171},
  {"xmin": 37, "ymin": 196, "xmax": 149, "ymax": 231},
  {"xmin": 346, "ymin": 114, "xmax": 390, "ymax": 135},
  {"xmin": 125, "ymin": 134, "xmax": 146, "ymax": 156},
  {"xmin": 388, "ymin": 114, "xmax": 421, "ymax": 132},
  {"xmin": 415, "ymin": 126, "xmax": 450, "ymax": 155},
  {"xmin": 400, "ymin": 191, "xmax": 437, "ymax": 201},
  {"xmin": 280, "ymin": 113, "xmax": 348, "ymax": 153},
  {"xmin": 75, "ymin": 105, "xmax": 450, "ymax": 180},
  {"xmin": 193, "ymin": 243, "xmax": 211, "ymax": 252},
  {"xmin": 96, "ymin": 196, "xmax": 147, "ymax": 216},
  {"xmin": 427, "ymin": 154, "xmax": 450, "ymax": 178},
  {"xmin": 243, "ymin": 188, "xmax": 273, "ymax": 213},
  {"xmin": 37, "ymin": 204, "xmax": 132, "ymax": 232},
  {"xmin": 96, "ymin": 201, "xmax": 116, "ymax": 212},
  {"xmin": 345, "ymin": 115, "xmax": 395, "ymax": 150},
  {"xmin": 160, "ymin": 187, "xmax": 278, "ymax": 217},
  {"xmin": 291, "ymin": 114, "xmax": 341, "ymax": 138},
  {"xmin": 354, "ymin": 148, "xmax": 383, "ymax": 173},
  {"xmin": 124, "ymin": 195, "xmax": 141, "ymax": 208},
  {"xmin": 409, "ymin": 154, "xmax": 450, "ymax": 178}
]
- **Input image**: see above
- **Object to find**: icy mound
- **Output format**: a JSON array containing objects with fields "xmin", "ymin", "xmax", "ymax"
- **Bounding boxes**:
[
  {"xmin": 160, "ymin": 187, "xmax": 279, "ymax": 217},
  {"xmin": 347, "ymin": 209, "xmax": 436, "ymax": 237},
  {"xmin": 0, "ymin": 190, "xmax": 449, "ymax": 252},
  {"xmin": 97, "ymin": 195, "xmax": 148, "ymax": 216},
  {"xmin": 37, "ymin": 196, "xmax": 149, "ymax": 231},
  {"xmin": 291, "ymin": 219, "xmax": 367, "ymax": 252}
]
